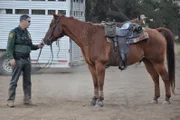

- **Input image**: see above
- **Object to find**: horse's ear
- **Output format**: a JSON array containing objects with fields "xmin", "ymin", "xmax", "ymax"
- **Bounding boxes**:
[
  {"xmin": 53, "ymin": 13, "xmax": 58, "ymax": 20},
  {"xmin": 51, "ymin": 11, "xmax": 55, "ymax": 15}
]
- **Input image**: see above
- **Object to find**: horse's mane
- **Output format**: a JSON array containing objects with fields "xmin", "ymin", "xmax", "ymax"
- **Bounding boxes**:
[
  {"xmin": 60, "ymin": 15, "xmax": 142, "ymax": 29},
  {"xmin": 62, "ymin": 15, "xmax": 104, "ymax": 28},
  {"xmin": 60, "ymin": 15, "xmax": 104, "ymax": 46},
  {"xmin": 87, "ymin": 22, "xmax": 104, "ymax": 27}
]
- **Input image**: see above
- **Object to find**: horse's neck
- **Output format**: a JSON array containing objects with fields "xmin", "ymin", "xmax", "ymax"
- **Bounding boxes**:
[{"xmin": 61, "ymin": 17, "xmax": 86, "ymax": 47}]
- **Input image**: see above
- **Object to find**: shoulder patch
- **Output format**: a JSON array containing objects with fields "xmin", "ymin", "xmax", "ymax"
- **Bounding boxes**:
[
  {"xmin": 28, "ymin": 33, "xmax": 31, "ymax": 38},
  {"xmin": 9, "ymin": 32, "xmax": 14, "ymax": 38}
]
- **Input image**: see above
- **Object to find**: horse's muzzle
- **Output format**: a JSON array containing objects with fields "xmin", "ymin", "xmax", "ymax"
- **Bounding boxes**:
[{"xmin": 43, "ymin": 39, "xmax": 51, "ymax": 45}]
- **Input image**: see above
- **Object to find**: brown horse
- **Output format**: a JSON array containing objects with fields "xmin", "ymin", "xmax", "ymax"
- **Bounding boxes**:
[{"xmin": 43, "ymin": 14, "xmax": 175, "ymax": 107}]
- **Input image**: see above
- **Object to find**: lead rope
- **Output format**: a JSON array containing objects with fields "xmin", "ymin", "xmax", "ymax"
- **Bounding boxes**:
[
  {"xmin": 34, "ymin": 44, "xmax": 54, "ymax": 73},
  {"xmin": 56, "ymin": 40, "xmax": 60, "ymax": 58}
]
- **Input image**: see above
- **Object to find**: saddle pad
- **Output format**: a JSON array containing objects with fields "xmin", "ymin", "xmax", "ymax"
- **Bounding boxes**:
[{"xmin": 126, "ymin": 28, "xmax": 149, "ymax": 44}]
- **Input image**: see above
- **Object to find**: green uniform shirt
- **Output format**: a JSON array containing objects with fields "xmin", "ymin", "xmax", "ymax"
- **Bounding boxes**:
[{"xmin": 6, "ymin": 26, "xmax": 39, "ymax": 59}]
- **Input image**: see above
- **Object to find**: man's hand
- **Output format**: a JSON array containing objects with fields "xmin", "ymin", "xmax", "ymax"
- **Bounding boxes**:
[
  {"xmin": 9, "ymin": 59, "xmax": 16, "ymax": 66},
  {"xmin": 38, "ymin": 42, "xmax": 44, "ymax": 48}
]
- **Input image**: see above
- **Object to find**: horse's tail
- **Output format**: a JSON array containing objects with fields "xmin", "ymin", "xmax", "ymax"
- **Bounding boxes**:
[{"xmin": 156, "ymin": 27, "xmax": 175, "ymax": 94}]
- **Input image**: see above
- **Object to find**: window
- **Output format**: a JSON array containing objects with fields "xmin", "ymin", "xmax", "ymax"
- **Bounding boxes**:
[
  {"xmin": 0, "ymin": 9, "xmax": 13, "ymax": 14},
  {"xmin": 76, "ymin": 11, "xmax": 78, "ymax": 16},
  {"xmin": 58, "ymin": 10, "xmax": 66, "ymax": 15},
  {"xmin": 32, "ymin": 9, "xmax": 45, "ymax": 15},
  {"xmin": 0, "ymin": 9, "xmax": 6, "ymax": 14},
  {"xmin": 48, "ymin": 0, "xmax": 55, "ymax": 1},
  {"xmin": 15, "ymin": 9, "xmax": 29, "ymax": 14},
  {"xmin": 74, "ymin": 0, "xmax": 78, "ymax": 2},
  {"xmin": 73, "ymin": 11, "xmax": 84, "ymax": 16},
  {"xmin": 6, "ymin": 9, "xmax": 13, "ymax": 14},
  {"xmin": 81, "ymin": 11, "xmax": 84, "ymax": 16},
  {"xmin": 48, "ymin": 10, "xmax": 55, "ymax": 15}
]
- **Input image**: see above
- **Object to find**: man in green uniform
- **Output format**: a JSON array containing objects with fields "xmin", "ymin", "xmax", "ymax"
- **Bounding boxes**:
[{"xmin": 6, "ymin": 14, "xmax": 44, "ymax": 107}]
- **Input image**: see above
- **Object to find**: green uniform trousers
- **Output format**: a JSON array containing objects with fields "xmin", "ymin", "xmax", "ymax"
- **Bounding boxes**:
[{"xmin": 8, "ymin": 58, "xmax": 31, "ymax": 101}]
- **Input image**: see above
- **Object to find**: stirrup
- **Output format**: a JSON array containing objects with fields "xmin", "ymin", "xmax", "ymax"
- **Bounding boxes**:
[
  {"xmin": 118, "ymin": 53, "xmax": 127, "ymax": 71},
  {"xmin": 119, "ymin": 60, "xmax": 127, "ymax": 71}
]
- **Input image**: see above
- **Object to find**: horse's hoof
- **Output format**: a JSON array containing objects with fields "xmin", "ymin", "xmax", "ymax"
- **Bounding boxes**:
[
  {"xmin": 95, "ymin": 99, "xmax": 103, "ymax": 107},
  {"xmin": 150, "ymin": 100, "xmax": 158, "ymax": 104},
  {"xmin": 162, "ymin": 101, "xmax": 171, "ymax": 105},
  {"xmin": 90, "ymin": 98, "xmax": 96, "ymax": 106}
]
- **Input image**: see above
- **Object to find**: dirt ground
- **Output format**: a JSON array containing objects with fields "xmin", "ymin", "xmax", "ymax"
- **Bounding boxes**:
[{"xmin": 0, "ymin": 58, "xmax": 180, "ymax": 120}]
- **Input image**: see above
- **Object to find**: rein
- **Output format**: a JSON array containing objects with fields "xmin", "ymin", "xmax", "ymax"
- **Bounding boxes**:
[
  {"xmin": 56, "ymin": 40, "xmax": 60, "ymax": 58},
  {"xmin": 34, "ymin": 16, "xmax": 63, "ymax": 72},
  {"xmin": 35, "ymin": 44, "xmax": 54, "ymax": 71}
]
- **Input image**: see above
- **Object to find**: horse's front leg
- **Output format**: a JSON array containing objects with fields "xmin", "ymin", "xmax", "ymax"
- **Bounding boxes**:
[
  {"xmin": 88, "ymin": 64, "xmax": 98, "ymax": 106},
  {"xmin": 95, "ymin": 61, "xmax": 105, "ymax": 107}
]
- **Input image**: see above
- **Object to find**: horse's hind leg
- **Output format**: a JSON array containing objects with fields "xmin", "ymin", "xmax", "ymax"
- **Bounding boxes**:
[
  {"xmin": 143, "ymin": 58, "xmax": 160, "ymax": 103},
  {"xmin": 88, "ymin": 64, "xmax": 98, "ymax": 106},
  {"xmin": 153, "ymin": 62, "xmax": 171, "ymax": 104}
]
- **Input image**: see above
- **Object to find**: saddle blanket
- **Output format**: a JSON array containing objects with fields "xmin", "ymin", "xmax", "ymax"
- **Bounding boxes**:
[{"xmin": 126, "ymin": 28, "xmax": 149, "ymax": 44}]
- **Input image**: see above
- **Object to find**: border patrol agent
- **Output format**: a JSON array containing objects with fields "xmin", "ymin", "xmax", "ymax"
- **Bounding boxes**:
[{"xmin": 6, "ymin": 14, "xmax": 44, "ymax": 107}]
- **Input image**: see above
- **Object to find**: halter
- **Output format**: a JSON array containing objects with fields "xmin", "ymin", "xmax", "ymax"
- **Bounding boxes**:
[{"xmin": 45, "ymin": 16, "xmax": 63, "ymax": 45}]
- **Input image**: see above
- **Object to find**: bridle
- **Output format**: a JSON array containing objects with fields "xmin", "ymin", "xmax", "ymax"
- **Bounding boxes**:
[{"xmin": 44, "ymin": 16, "xmax": 64, "ymax": 45}]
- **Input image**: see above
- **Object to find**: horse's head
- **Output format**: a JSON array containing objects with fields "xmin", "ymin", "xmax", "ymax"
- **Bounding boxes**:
[{"xmin": 43, "ymin": 13, "xmax": 64, "ymax": 45}]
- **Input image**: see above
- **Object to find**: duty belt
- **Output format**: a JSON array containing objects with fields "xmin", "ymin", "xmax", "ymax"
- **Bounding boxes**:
[{"xmin": 13, "ymin": 52, "xmax": 30, "ymax": 60}]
